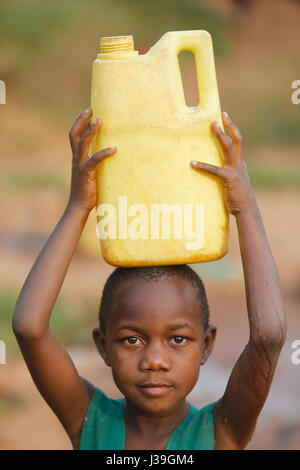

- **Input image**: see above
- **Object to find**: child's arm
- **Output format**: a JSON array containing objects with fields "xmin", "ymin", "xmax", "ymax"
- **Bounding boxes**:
[
  {"xmin": 12, "ymin": 108, "xmax": 117, "ymax": 448},
  {"xmin": 191, "ymin": 112, "xmax": 287, "ymax": 449}
]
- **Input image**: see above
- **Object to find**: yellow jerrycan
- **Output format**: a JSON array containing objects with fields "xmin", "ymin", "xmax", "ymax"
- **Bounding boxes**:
[{"xmin": 87, "ymin": 30, "xmax": 229, "ymax": 267}]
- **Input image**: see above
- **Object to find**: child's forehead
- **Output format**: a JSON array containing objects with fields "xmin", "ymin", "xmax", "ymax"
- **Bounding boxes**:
[
  {"xmin": 116, "ymin": 275, "xmax": 197, "ymax": 301},
  {"xmin": 120, "ymin": 273, "xmax": 193, "ymax": 289},
  {"xmin": 111, "ymin": 276, "xmax": 202, "ymax": 322}
]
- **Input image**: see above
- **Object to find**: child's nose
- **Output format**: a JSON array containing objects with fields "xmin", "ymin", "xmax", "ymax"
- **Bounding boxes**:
[{"xmin": 139, "ymin": 342, "xmax": 171, "ymax": 372}]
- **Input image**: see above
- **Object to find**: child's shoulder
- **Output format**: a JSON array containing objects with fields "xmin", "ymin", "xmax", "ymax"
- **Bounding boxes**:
[
  {"xmin": 79, "ymin": 385, "xmax": 125, "ymax": 450},
  {"xmin": 81, "ymin": 383, "xmax": 124, "ymax": 420},
  {"xmin": 165, "ymin": 400, "xmax": 217, "ymax": 450},
  {"xmin": 79, "ymin": 379, "xmax": 125, "ymax": 418},
  {"xmin": 80, "ymin": 376, "xmax": 97, "ymax": 400},
  {"xmin": 90, "ymin": 385, "xmax": 123, "ymax": 404}
]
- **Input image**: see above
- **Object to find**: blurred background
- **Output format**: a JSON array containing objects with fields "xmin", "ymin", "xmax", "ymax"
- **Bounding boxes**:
[{"xmin": 0, "ymin": 0, "xmax": 300, "ymax": 449}]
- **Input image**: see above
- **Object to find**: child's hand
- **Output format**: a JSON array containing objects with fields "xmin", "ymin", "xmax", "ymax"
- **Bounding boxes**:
[
  {"xmin": 191, "ymin": 112, "xmax": 256, "ymax": 216},
  {"xmin": 67, "ymin": 108, "xmax": 117, "ymax": 213}
]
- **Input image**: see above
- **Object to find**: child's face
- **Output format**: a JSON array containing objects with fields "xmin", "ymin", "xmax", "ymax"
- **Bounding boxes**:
[{"xmin": 93, "ymin": 276, "xmax": 216, "ymax": 416}]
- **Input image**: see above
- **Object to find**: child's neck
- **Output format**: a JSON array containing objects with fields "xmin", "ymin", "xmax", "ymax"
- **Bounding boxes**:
[{"xmin": 123, "ymin": 398, "xmax": 190, "ymax": 447}]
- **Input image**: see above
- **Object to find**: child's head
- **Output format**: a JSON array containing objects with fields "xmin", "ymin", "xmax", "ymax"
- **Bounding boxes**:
[{"xmin": 93, "ymin": 265, "xmax": 217, "ymax": 416}]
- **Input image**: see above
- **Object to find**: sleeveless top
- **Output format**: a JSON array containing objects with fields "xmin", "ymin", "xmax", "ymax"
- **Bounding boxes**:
[{"xmin": 80, "ymin": 387, "xmax": 216, "ymax": 450}]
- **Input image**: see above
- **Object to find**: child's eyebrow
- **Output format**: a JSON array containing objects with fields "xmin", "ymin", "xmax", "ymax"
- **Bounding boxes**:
[
  {"xmin": 167, "ymin": 323, "xmax": 191, "ymax": 331},
  {"xmin": 116, "ymin": 325, "xmax": 142, "ymax": 333},
  {"xmin": 115, "ymin": 323, "xmax": 192, "ymax": 333}
]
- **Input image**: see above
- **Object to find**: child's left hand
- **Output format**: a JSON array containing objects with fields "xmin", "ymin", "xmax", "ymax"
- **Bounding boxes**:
[{"xmin": 191, "ymin": 112, "xmax": 256, "ymax": 216}]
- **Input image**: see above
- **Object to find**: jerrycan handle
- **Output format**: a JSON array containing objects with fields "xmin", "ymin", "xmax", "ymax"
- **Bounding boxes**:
[{"xmin": 160, "ymin": 31, "xmax": 221, "ymax": 116}]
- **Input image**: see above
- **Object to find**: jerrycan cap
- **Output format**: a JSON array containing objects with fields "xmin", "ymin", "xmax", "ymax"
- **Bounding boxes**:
[{"xmin": 98, "ymin": 35, "xmax": 139, "ymax": 60}]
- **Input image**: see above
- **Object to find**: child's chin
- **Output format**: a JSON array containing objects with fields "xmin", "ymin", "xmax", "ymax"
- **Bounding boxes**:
[{"xmin": 133, "ymin": 393, "xmax": 182, "ymax": 416}]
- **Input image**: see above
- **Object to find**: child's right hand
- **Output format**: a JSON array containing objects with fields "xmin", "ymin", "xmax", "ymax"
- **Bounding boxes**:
[{"xmin": 67, "ymin": 107, "xmax": 117, "ymax": 213}]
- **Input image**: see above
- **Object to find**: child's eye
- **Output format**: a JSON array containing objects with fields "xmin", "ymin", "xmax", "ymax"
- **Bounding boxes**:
[
  {"xmin": 170, "ymin": 336, "xmax": 188, "ymax": 346},
  {"xmin": 123, "ymin": 336, "xmax": 142, "ymax": 346}
]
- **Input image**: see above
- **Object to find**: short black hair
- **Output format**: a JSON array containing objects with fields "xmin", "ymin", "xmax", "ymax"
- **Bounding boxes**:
[{"xmin": 98, "ymin": 265, "xmax": 209, "ymax": 334}]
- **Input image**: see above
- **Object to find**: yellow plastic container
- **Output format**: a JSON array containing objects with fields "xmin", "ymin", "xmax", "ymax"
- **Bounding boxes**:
[{"xmin": 87, "ymin": 30, "xmax": 229, "ymax": 267}]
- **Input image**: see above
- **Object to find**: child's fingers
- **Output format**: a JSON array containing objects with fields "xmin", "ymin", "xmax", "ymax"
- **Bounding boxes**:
[
  {"xmin": 78, "ymin": 119, "xmax": 102, "ymax": 161},
  {"xmin": 211, "ymin": 121, "xmax": 236, "ymax": 166},
  {"xmin": 221, "ymin": 112, "xmax": 243, "ymax": 161},
  {"xmin": 69, "ymin": 108, "xmax": 92, "ymax": 153},
  {"xmin": 191, "ymin": 160, "xmax": 227, "ymax": 180},
  {"xmin": 83, "ymin": 146, "xmax": 117, "ymax": 172},
  {"xmin": 69, "ymin": 108, "xmax": 92, "ymax": 138},
  {"xmin": 70, "ymin": 118, "xmax": 92, "ymax": 154}
]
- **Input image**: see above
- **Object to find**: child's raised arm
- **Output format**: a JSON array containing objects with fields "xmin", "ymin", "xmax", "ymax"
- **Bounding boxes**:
[
  {"xmin": 12, "ymin": 108, "xmax": 117, "ymax": 449},
  {"xmin": 191, "ymin": 113, "xmax": 287, "ymax": 449}
]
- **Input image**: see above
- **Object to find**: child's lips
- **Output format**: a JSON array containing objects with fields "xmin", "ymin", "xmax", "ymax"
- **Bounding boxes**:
[{"xmin": 137, "ymin": 383, "xmax": 174, "ymax": 397}]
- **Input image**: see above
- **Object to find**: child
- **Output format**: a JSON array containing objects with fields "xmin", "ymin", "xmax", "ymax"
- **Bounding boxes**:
[{"xmin": 12, "ymin": 108, "xmax": 286, "ymax": 450}]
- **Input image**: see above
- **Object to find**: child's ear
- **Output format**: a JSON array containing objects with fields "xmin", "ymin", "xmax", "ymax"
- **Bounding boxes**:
[
  {"xmin": 201, "ymin": 324, "xmax": 217, "ymax": 365},
  {"xmin": 93, "ymin": 327, "xmax": 111, "ymax": 367}
]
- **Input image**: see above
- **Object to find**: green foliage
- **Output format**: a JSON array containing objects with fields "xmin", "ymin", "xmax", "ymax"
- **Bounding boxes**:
[
  {"xmin": 0, "ymin": 0, "xmax": 227, "ymax": 52},
  {"xmin": 0, "ymin": 289, "xmax": 99, "ymax": 355},
  {"xmin": 0, "ymin": 0, "xmax": 228, "ymax": 123},
  {"xmin": 48, "ymin": 296, "xmax": 98, "ymax": 346},
  {"xmin": 0, "ymin": 1, "xmax": 298, "ymax": 148},
  {"xmin": 243, "ymin": 100, "xmax": 300, "ymax": 146},
  {"xmin": 0, "ymin": 290, "xmax": 18, "ymax": 352},
  {"xmin": 248, "ymin": 166, "xmax": 300, "ymax": 189},
  {"xmin": 0, "ymin": 1, "xmax": 78, "ymax": 47},
  {"xmin": 0, "ymin": 168, "xmax": 66, "ymax": 190}
]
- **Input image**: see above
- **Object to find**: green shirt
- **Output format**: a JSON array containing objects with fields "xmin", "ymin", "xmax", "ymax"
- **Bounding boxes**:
[{"xmin": 80, "ymin": 387, "xmax": 216, "ymax": 450}]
